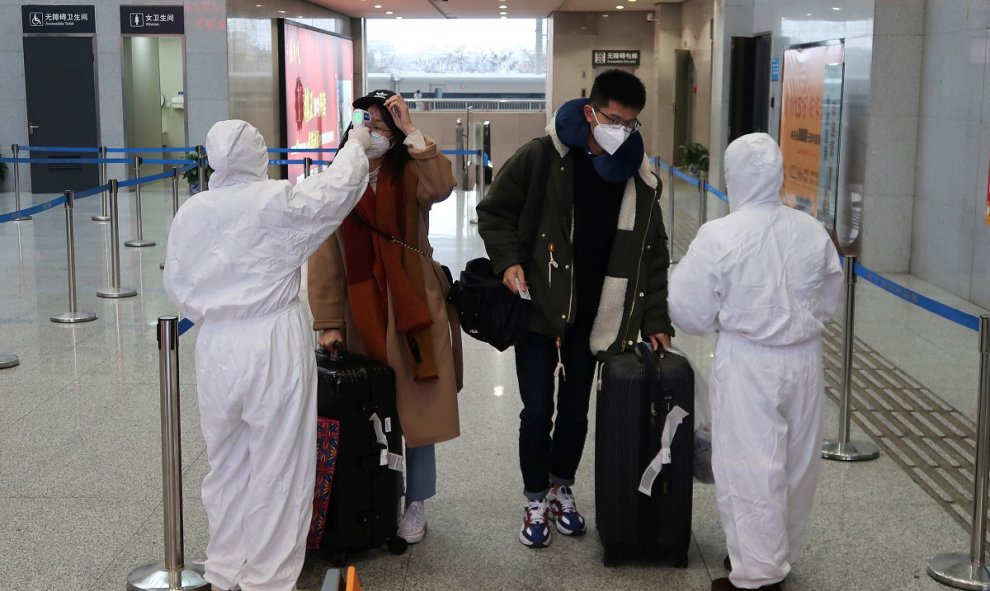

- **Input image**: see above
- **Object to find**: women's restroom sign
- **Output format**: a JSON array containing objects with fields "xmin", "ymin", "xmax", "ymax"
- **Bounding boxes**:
[{"xmin": 120, "ymin": 5, "xmax": 184, "ymax": 35}]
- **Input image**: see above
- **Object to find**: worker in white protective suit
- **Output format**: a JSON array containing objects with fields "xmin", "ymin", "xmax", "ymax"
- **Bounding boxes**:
[
  {"xmin": 668, "ymin": 133, "xmax": 842, "ymax": 591},
  {"xmin": 163, "ymin": 119, "xmax": 371, "ymax": 591}
]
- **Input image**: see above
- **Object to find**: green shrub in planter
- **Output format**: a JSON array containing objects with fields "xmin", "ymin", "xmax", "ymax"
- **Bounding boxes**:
[
  {"xmin": 181, "ymin": 152, "xmax": 213, "ymax": 192},
  {"xmin": 679, "ymin": 142, "xmax": 710, "ymax": 176}
]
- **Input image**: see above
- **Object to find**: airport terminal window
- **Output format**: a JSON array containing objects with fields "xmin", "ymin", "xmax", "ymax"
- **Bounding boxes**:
[{"xmin": 366, "ymin": 19, "xmax": 547, "ymax": 103}]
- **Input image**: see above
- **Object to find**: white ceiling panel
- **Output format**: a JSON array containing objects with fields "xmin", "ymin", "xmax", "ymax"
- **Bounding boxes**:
[{"xmin": 304, "ymin": 0, "xmax": 657, "ymax": 20}]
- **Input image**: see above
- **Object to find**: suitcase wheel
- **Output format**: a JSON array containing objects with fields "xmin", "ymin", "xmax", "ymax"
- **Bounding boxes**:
[
  {"xmin": 603, "ymin": 548, "xmax": 621, "ymax": 568},
  {"xmin": 387, "ymin": 536, "xmax": 409, "ymax": 555}
]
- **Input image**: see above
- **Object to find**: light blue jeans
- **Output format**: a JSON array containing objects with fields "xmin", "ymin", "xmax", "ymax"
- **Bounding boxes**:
[{"xmin": 397, "ymin": 443, "xmax": 437, "ymax": 503}]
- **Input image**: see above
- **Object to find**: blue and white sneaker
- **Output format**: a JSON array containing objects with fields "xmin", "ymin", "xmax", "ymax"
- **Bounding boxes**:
[
  {"xmin": 547, "ymin": 486, "xmax": 587, "ymax": 535},
  {"xmin": 519, "ymin": 499, "xmax": 552, "ymax": 548}
]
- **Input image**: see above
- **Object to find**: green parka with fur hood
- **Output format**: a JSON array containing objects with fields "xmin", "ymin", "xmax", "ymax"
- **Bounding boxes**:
[{"xmin": 476, "ymin": 100, "xmax": 674, "ymax": 360}]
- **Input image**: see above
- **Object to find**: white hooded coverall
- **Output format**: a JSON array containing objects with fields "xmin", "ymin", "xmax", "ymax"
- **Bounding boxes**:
[
  {"xmin": 163, "ymin": 120, "xmax": 369, "ymax": 591},
  {"xmin": 668, "ymin": 133, "xmax": 842, "ymax": 588}
]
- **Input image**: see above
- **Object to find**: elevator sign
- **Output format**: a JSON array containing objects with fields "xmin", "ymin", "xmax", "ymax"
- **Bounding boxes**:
[
  {"xmin": 22, "ymin": 5, "xmax": 95, "ymax": 34},
  {"xmin": 120, "ymin": 5, "xmax": 185, "ymax": 35},
  {"xmin": 592, "ymin": 50, "xmax": 640, "ymax": 66}
]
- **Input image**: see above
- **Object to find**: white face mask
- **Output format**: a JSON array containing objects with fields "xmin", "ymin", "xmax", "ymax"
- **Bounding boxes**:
[
  {"xmin": 591, "ymin": 109, "xmax": 633, "ymax": 155},
  {"xmin": 366, "ymin": 131, "xmax": 393, "ymax": 159}
]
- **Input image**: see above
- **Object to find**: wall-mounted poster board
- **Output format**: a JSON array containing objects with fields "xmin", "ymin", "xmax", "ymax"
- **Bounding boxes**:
[
  {"xmin": 277, "ymin": 19, "xmax": 354, "ymax": 184},
  {"xmin": 779, "ymin": 40, "xmax": 844, "ymax": 228}
]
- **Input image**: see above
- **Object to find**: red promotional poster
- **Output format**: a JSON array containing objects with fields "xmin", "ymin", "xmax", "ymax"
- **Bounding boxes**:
[{"xmin": 278, "ymin": 20, "xmax": 354, "ymax": 184}]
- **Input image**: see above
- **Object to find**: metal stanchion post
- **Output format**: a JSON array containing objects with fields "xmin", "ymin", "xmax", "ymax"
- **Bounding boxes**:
[
  {"xmin": 98, "ymin": 180, "xmax": 137, "ymax": 298},
  {"xmin": 822, "ymin": 256, "xmax": 880, "ymax": 461},
  {"xmin": 125, "ymin": 156, "xmax": 155, "ymax": 248},
  {"xmin": 478, "ymin": 150, "xmax": 487, "ymax": 198},
  {"xmin": 127, "ymin": 317, "xmax": 209, "ymax": 591},
  {"xmin": 455, "ymin": 119, "xmax": 466, "ymax": 189},
  {"xmin": 12, "ymin": 144, "xmax": 31, "ymax": 222},
  {"xmin": 0, "ymin": 353, "xmax": 19, "ymax": 369},
  {"xmin": 161, "ymin": 168, "xmax": 180, "ymax": 270},
  {"xmin": 93, "ymin": 146, "xmax": 110, "ymax": 222},
  {"xmin": 196, "ymin": 145, "xmax": 208, "ymax": 192},
  {"xmin": 697, "ymin": 179, "xmax": 708, "ymax": 226},
  {"xmin": 668, "ymin": 164, "xmax": 680, "ymax": 264},
  {"xmin": 304, "ymin": 156, "xmax": 312, "ymax": 178},
  {"xmin": 928, "ymin": 315, "xmax": 990, "ymax": 589},
  {"xmin": 51, "ymin": 191, "xmax": 97, "ymax": 323}
]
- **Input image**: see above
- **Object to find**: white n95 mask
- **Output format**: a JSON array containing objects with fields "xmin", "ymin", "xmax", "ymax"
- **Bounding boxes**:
[
  {"xmin": 593, "ymin": 122, "xmax": 632, "ymax": 156},
  {"xmin": 366, "ymin": 131, "xmax": 393, "ymax": 159}
]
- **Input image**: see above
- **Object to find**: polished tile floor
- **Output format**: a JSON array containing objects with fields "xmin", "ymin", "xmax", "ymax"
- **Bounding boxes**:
[{"xmin": 0, "ymin": 176, "xmax": 986, "ymax": 591}]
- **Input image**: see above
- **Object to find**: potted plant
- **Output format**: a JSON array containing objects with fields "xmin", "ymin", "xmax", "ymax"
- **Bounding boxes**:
[
  {"xmin": 182, "ymin": 152, "xmax": 213, "ymax": 194},
  {"xmin": 679, "ymin": 142, "xmax": 710, "ymax": 178}
]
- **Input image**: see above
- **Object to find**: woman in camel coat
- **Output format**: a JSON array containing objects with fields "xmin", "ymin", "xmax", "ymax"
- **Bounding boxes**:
[{"xmin": 307, "ymin": 90, "xmax": 461, "ymax": 545}]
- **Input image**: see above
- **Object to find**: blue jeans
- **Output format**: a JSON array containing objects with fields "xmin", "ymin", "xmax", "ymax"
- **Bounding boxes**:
[{"xmin": 396, "ymin": 443, "xmax": 436, "ymax": 503}]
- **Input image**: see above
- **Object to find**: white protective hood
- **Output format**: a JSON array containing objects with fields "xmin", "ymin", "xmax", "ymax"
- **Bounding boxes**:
[
  {"xmin": 163, "ymin": 119, "xmax": 369, "ymax": 324},
  {"xmin": 206, "ymin": 119, "xmax": 271, "ymax": 188},
  {"xmin": 668, "ymin": 133, "xmax": 842, "ymax": 346},
  {"xmin": 724, "ymin": 132, "xmax": 784, "ymax": 213}
]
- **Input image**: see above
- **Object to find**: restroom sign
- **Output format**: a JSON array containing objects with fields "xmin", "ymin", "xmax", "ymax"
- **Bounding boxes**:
[
  {"xmin": 21, "ymin": 5, "xmax": 95, "ymax": 33},
  {"xmin": 592, "ymin": 50, "xmax": 640, "ymax": 66},
  {"xmin": 120, "ymin": 5, "xmax": 185, "ymax": 34}
]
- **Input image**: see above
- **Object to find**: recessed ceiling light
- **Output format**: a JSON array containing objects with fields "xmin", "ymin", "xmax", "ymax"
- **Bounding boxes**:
[
  {"xmin": 373, "ymin": 4, "xmax": 382, "ymax": 8},
  {"xmin": 500, "ymin": 15, "xmax": 507, "ymax": 19},
  {"xmin": 396, "ymin": 16, "xmax": 402, "ymax": 19},
  {"xmin": 500, "ymin": 11, "xmax": 507, "ymax": 15},
  {"xmin": 602, "ymin": 13, "xmax": 609, "ymax": 17},
  {"xmin": 385, "ymin": 10, "xmax": 393, "ymax": 14},
  {"xmin": 616, "ymin": 5, "xmax": 624, "ymax": 9},
  {"xmin": 832, "ymin": 6, "xmax": 841, "ymax": 9},
  {"xmin": 277, "ymin": 10, "xmax": 286, "ymax": 13},
  {"xmin": 499, "ymin": 4, "xmax": 507, "ymax": 7},
  {"xmin": 297, "ymin": 15, "xmax": 304, "ymax": 18},
  {"xmin": 255, "ymin": 3, "xmax": 262, "ymax": 7},
  {"xmin": 806, "ymin": 12, "xmax": 811, "ymax": 16}
]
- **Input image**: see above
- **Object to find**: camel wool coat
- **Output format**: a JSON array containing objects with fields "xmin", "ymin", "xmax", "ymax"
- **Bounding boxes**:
[{"xmin": 307, "ymin": 136, "xmax": 462, "ymax": 447}]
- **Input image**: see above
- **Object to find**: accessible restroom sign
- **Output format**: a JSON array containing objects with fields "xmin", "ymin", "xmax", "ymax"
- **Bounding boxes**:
[
  {"xmin": 21, "ymin": 5, "xmax": 95, "ymax": 33},
  {"xmin": 120, "ymin": 5, "xmax": 185, "ymax": 34}
]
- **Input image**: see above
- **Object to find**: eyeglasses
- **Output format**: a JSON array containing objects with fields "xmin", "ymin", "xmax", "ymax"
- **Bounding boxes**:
[
  {"xmin": 369, "ymin": 120, "xmax": 394, "ymax": 136},
  {"xmin": 592, "ymin": 107, "xmax": 641, "ymax": 133}
]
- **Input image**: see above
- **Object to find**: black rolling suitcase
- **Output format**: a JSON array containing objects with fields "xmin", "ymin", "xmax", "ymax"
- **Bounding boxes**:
[
  {"xmin": 314, "ymin": 347, "xmax": 407, "ymax": 561},
  {"xmin": 595, "ymin": 342, "xmax": 694, "ymax": 567}
]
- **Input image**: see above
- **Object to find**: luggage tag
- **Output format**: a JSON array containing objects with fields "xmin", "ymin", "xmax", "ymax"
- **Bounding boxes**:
[
  {"xmin": 638, "ymin": 405, "xmax": 689, "ymax": 496},
  {"xmin": 370, "ymin": 413, "xmax": 404, "ymax": 472},
  {"xmin": 514, "ymin": 277, "xmax": 532, "ymax": 301}
]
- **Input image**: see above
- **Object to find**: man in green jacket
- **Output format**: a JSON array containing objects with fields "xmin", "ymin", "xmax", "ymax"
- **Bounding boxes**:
[{"xmin": 477, "ymin": 69, "xmax": 674, "ymax": 548}]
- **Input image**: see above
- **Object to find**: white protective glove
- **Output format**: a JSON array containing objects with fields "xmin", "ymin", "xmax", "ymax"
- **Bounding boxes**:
[{"xmin": 348, "ymin": 125, "xmax": 372, "ymax": 152}]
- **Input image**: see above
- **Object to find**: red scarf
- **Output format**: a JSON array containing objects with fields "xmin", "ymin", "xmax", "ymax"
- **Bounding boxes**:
[{"xmin": 339, "ymin": 165, "xmax": 438, "ymax": 381}]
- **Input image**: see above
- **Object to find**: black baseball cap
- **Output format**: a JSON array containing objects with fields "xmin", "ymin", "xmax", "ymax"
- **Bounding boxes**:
[{"xmin": 353, "ymin": 89, "xmax": 396, "ymax": 110}]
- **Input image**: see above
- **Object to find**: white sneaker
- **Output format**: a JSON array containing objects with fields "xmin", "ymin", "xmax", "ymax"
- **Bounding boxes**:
[{"xmin": 397, "ymin": 500, "xmax": 427, "ymax": 543}]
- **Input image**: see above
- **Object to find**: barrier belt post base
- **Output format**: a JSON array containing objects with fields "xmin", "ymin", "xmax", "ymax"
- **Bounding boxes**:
[
  {"xmin": 0, "ymin": 353, "xmax": 19, "ymax": 369},
  {"xmin": 821, "ymin": 255, "xmax": 879, "ymax": 462},
  {"xmin": 927, "ymin": 554, "xmax": 990, "ymax": 590},
  {"xmin": 126, "ymin": 564, "xmax": 209, "ymax": 591}
]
